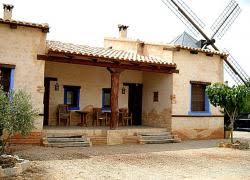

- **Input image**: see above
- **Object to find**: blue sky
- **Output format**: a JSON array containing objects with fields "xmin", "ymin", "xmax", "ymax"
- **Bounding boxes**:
[{"xmin": 1, "ymin": 0, "xmax": 249, "ymax": 84}]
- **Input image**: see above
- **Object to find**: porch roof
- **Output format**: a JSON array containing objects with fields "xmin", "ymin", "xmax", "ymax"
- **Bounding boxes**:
[{"xmin": 37, "ymin": 41, "xmax": 179, "ymax": 74}]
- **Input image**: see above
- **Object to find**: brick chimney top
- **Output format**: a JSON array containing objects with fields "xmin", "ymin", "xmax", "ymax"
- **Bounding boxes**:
[
  {"xmin": 118, "ymin": 24, "xmax": 129, "ymax": 38},
  {"xmin": 3, "ymin": 4, "xmax": 14, "ymax": 20}
]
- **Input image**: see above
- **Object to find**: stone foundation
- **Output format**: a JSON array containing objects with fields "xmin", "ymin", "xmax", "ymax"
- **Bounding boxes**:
[
  {"xmin": 8, "ymin": 132, "xmax": 43, "ymax": 145},
  {"xmin": 172, "ymin": 127, "xmax": 224, "ymax": 140},
  {"xmin": 171, "ymin": 116, "xmax": 224, "ymax": 140}
]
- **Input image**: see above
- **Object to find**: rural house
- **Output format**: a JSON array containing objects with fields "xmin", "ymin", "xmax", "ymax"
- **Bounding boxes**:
[{"xmin": 0, "ymin": 4, "xmax": 226, "ymax": 145}]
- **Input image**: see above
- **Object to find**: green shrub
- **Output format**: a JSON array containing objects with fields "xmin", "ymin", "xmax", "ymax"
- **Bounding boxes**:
[{"xmin": 0, "ymin": 88, "xmax": 38, "ymax": 154}]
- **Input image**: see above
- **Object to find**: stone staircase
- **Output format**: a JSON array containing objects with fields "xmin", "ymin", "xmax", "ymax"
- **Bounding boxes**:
[
  {"xmin": 138, "ymin": 131, "xmax": 181, "ymax": 144},
  {"xmin": 43, "ymin": 135, "xmax": 91, "ymax": 147}
]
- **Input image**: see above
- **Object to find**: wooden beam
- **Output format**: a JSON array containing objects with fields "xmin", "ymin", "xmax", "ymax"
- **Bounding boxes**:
[
  {"xmin": 163, "ymin": 47, "xmax": 180, "ymax": 51},
  {"xmin": 107, "ymin": 68, "xmax": 124, "ymax": 129},
  {"xmin": 0, "ymin": 63, "xmax": 16, "ymax": 69},
  {"xmin": 190, "ymin": 81, "xmax": 211, "ymax": 85},
  {"xmin": 190, "ymin": 50, "xmax": 198, "ymax": 54},
  {"xmin": 37, "ymin": 55, "xmax": 179, "ymax": 74}
]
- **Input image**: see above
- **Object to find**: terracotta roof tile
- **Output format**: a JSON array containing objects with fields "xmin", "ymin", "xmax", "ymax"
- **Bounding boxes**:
[
  {"xmin": 46, "ymin": 40, "xmax": 175, "ymax": 66},
  {"xmin": 175, "ymin": 45, "xmax": 228, "ymax": 57},
  {"xmin": 0, "ymin": 18, "xmax": 49, "ymax": 32}
]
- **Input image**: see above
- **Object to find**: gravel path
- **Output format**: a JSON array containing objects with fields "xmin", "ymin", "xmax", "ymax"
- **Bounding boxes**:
[{"xmin": 6, "ymin": 131, "xmax": 250, "ymax": 180}]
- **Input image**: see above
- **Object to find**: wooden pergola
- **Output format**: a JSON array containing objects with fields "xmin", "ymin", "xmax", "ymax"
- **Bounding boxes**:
[{"xmin": 38, "ymin": 41, "xmax": 179, "ymax": 129}]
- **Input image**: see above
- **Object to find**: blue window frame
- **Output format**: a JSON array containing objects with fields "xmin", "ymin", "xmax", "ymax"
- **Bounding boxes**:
[
  {"xmin": 0, "ymin": 66, "xmax": 15, "ymax": 92},
  {"xmin": 188, "ymin": 83, "xmax": 211, "ymax": 116},
  {"xmin": 102, "ymin": 88, "xmax": 111, "ymax": 111},
  {"xmin": 64, "ymin": 85, "xmax": 80, "ymax": 110}
]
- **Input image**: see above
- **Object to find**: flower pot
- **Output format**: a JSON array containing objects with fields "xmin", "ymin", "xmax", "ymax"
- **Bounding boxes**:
[{"xmin": 224, "ymin": 130, "xmax": 231, "ymax": 139}]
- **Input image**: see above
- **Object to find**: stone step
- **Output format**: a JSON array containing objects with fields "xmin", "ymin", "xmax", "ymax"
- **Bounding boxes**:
[
  {"xmin": 137, "ymin": 131, "xmax": 181, "ymax": 144},
  {"xmin": 47, "ymin": 137, "xmax": 87, "ymax": 143},
  {"xmin": 45, "ymin": 133, "xmax": 85, "ymax": 138},
  {"xmin": 139, "ymin": 139, "xmax": 177, "ymax": 144},
  {"xmin": 44, "ymin": 141, "xmax": 90, "ymax": 147},
  {"xmin": 43, "ymin": 135, "xmax": 91, "ymax": 147},
  {"xmin": 138, "ymin": 132, "xmax": 171, "ymax": 136},
  {"xmin": 138, "ymin": 135, "xmax": 174, "ymax": 140}
]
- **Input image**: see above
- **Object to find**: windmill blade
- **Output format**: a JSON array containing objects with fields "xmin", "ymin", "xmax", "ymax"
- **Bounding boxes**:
[
  {"xmin": 224, "ymin": 49, "xmax": 249, "ymax": 82},
  {"xmin": 162, "ymin": 0, "xmax": 248, "ymax": 86},
  {"xmin": 211, "ymin": 0, "xmax": 241, "ymax": 40},
  {"xmin": 224, "ymin": 63, "xmax": 242, "ymax": 85},
  {"xmin": 161, "ymin": 0, "xmax": 206, "ymax": 38}
]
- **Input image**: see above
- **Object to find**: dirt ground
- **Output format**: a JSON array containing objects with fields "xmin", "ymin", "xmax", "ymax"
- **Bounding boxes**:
[{"xmin": 4, "ymin": 131, "xmax": 250, "ymax": 180}]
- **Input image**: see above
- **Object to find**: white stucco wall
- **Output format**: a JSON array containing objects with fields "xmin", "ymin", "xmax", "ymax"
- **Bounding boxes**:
[
  {"xmin": 0, "ymin": 24, "xmax": 46, "ymax": 131},
  {"xmin": 171, "ymin": 49, "xmax": 224, "ymax": 139}
]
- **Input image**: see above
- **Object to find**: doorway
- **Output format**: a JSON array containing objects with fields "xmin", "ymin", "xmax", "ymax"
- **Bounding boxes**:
[
  {"xmin": 43, "ymin": 77, "xmax": 57, "ymax": 126},
  {"xmin": 124, "ymin": 83, "xmax": 143, "ymax": 125}
]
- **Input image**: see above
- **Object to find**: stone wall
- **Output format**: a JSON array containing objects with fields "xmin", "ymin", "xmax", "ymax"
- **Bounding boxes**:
[
  {"xmin": 142, "ymin": 72, "xmax": 173, "ymax": 130},
  {"xmin": 0, "ymin": 24, "xmax": 47, "ymax": 131},
  {"xmin": 172, "ymin": 117, "xmax": 224, "ymax": 139}
]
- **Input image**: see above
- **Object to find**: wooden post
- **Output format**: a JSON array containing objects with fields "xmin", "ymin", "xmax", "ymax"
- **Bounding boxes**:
[{"xmin": 107, "ymin": 68, "xmax": 123, "ymax": 129}]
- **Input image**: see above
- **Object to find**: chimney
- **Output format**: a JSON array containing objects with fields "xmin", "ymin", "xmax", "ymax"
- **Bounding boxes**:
[
  {"xmin": 118, "ymin": 24, "xmax": 129, "ymax": 38},
  {"xmin": 3, "ymin": 4, "xmax": 14, "ymax": 20}
]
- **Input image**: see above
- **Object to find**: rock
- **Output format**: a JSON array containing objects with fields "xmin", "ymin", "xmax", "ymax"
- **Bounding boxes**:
[
  {"xmin": 218, "ymin": 142, "xmax": 232, "ymax": 148},
  {"xmin": 232, "ymin": 141, "xmax": 249, "ymax": 150}
]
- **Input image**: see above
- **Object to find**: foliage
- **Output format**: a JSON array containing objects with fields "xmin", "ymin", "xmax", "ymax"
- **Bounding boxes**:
[
  {"xmin": 206, "ymin": 83, "xmax": 249, "ymax": 143},
  {"xmin": 242, "ymin": 79, "xmax": 250, "ymax": 112},
  {"xmin": 0, "ymin": 88, "xmax": 38, "ymax": 154},
  {"xmin": 242, "ymin": 94, "xmax": 250, "ymax": 113}
]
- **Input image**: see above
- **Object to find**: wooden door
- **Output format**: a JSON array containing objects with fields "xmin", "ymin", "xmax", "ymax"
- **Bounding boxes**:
[
  {"xmin": 43, "ymin": 77, "xmax": 57, "ymax": 126},
  {"xmin": 127, "ymin": 83, "xmax": 143, "ymax": 125}
]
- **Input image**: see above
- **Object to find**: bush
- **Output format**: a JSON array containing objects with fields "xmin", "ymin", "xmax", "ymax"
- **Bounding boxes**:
[{"xmin": 0, "ymin": 88, "xmax": 38, "ymax": 154}]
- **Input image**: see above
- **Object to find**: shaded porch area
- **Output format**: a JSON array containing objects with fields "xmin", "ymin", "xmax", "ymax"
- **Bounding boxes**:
[{"xmin": 38, "ymin": 40, "xmax": 179, "ymax": 131}]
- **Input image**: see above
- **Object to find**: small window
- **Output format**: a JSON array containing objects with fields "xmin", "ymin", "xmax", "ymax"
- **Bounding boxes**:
[
  {"xmin": 153, "ymin": 92, "xmax": 159, "ymax": 102},
  {"xmin": 102, "ymin": 88, "xmax": 111, "ymax": 109},
  {"xmin": 64, "ymin": 86, "xmax": 80, "ymax": 110},
  {"xmin": 191, "ymin": 84, "xmax": 206, "ymax": 111},
  {"xmin": 0, "ymin": 66, "xmax": 14, "ymax": 92}
]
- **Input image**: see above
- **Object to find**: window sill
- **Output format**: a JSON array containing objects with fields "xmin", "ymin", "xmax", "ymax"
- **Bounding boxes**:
[{"xmin": 188, "ymin": 111, "xmax": 211, "ymax": 116}]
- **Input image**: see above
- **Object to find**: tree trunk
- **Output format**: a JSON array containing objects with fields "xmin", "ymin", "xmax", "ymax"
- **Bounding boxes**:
[{"xmin": 230, "ymin": 118, "xmax": 234, "ymax": 144}]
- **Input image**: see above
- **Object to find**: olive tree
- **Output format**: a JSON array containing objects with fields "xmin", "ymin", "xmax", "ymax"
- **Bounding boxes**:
[
  {"xmin": 206, "ymin": 83, "xmax": 249, "ymax": 143},
  {"xmin": 0, "ymin": 88, "xmax": 38, "ymax": 154}
]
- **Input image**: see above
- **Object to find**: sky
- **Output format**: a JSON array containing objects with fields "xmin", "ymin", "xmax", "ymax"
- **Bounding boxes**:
[{"xmin": 1, "ymin": 0, "xmax": 250, "ymax": 84}]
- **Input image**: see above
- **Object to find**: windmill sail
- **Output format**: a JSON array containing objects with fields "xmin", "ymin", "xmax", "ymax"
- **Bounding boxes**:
[
  {"xmin": 162, "ymin": 0, "xmax": 249, "ymax": 86},
  {"xmin": 210, "ymin": 0, "xmax": 241, "ymax": 40},
  {"xmin": 161, "ymin": 0, "xmax": 205, "ymax": 38},
  {"xmin": 224, "ymin": 49, "xmax": 249, "ymax": 84}
]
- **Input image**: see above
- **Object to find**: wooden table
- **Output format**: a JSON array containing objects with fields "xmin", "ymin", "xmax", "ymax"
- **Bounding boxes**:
[{"xmin": 75, "ymin": 111, "xmax": 89, "ymax": 127}]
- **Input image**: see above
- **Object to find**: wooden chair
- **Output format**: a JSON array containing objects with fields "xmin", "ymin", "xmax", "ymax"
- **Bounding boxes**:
[
  {"xmin": 119, "ymin": 108, "xmax": 133, "ymax": 126},
  {"xmin": 93, "ymin": 108, "xmax": 107, "ymax": 126},
  {"xmin": 57, "ymin": 104, "xmax": 71, "ymax": 126},
  {"xmin": 82, "ymin": 105, "xmax": 94, "ymax": 125}
]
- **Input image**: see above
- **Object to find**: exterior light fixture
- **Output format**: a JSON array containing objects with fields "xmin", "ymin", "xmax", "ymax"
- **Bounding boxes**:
[
  {"xmin": 122, "ymin": 86, "xmax": 126, "ymax": 94},
  {"xmin": 55, "ymin": 82, "xmax": 59, "ymax": 91}
]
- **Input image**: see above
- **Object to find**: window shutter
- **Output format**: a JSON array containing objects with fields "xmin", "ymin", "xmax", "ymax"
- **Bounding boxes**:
[{"xmin": 191, "ymin": 84, "xmax": 205, "ymax": 111}]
